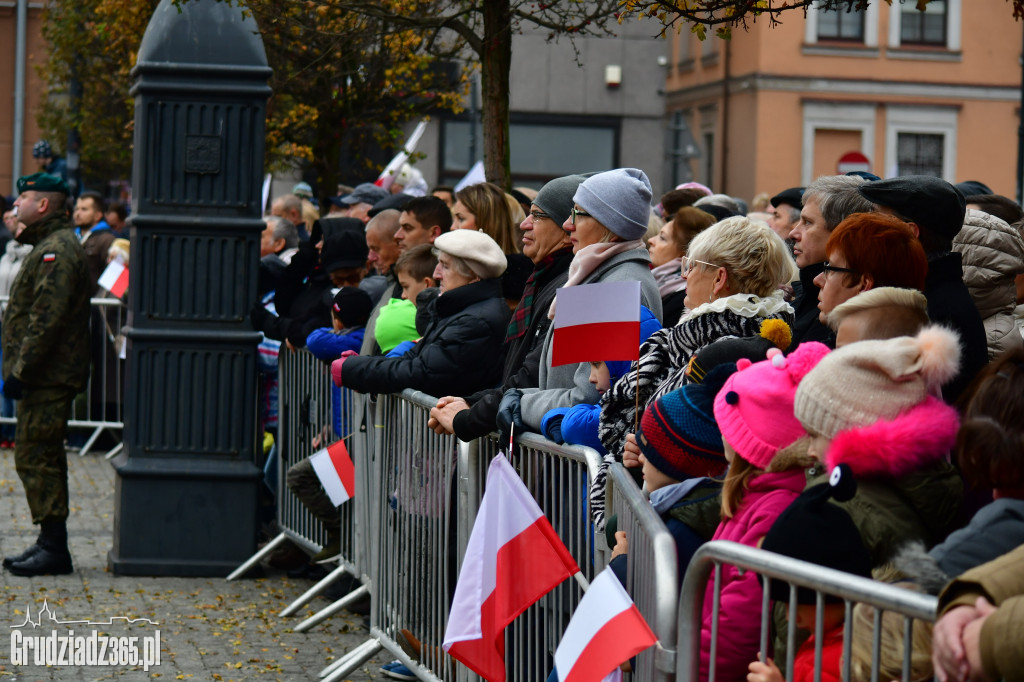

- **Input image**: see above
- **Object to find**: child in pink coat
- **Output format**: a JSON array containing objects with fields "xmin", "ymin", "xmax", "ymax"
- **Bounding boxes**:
[{"xmin": 700, "ymin": 341, "xmax": 831, "ymax": 682}]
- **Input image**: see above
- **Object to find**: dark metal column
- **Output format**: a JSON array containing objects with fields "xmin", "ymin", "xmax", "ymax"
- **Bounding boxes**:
[{"xmin": 109, "ymin": 0, "xmax": 272, "ymax": 576}]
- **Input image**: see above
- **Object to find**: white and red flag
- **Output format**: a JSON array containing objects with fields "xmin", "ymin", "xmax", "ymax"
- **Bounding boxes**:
[
  {"xmin": 551, "ymin": 281, "xmax": 641, "ymax": 367},
  {"xmin": 443, "ymin": 455, "xmax": 580, "ymax": 681},
  {"xmin": 98, "ymin": 260, "xmax": 129, "ymax": 298},
  {"xmin": 554, "ymin": 566, "xmax": 657, "ymax": 682},
  {"xmin": 309, "ymin": 439, "xmax": 355, "ymax": 506}
]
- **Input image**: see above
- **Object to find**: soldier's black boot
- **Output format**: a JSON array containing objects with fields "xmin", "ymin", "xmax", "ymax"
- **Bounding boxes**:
[
  {"xmin": 7, "ymin": 520, "xmax": 73, "ymax": 577},
  {"xmin": 3, "ymin": 530, "xmax": 44, "ymax": 568}
]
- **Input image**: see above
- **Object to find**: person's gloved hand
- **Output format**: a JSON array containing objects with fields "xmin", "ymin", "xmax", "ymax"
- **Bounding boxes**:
[
  {"xmin": 542, "ymin": 412, "xmax": 566, "ymax": 444},
  {"xmin": 331, "ymin": 350, "xmax": 358, "ymax": 387},
  {"xmin": 385, "ymin": 340, "xmax": 416, "ymax": 358},
  {"xmin": 2, "ymin": 375, "xmax": 23, "ymax": 400},
  {"xmin": 496, "ymin": 388, "xmax": 525, "ymax": 442}
]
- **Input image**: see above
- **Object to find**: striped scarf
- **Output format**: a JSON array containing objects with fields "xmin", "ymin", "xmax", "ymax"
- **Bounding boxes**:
[{"xmin": 504, "ymin": 253, "xmax": 558, "ymax": 342}]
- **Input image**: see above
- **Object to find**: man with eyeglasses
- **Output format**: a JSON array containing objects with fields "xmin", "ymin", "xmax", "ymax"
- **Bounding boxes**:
[
  {"xmin": 428, "ymin": 175, "xmax": 585, "ymax": 440},
  {"xmin": 788, "ymin": 174, "xmax": 874, "ymax": 349}
]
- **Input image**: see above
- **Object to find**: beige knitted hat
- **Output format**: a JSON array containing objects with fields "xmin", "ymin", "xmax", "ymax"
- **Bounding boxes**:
[{"xmin": 794, "ymin": 325, "xmax": 961, "ymax": 439}]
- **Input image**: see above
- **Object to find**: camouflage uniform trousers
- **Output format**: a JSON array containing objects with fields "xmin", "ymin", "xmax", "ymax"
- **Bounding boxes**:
[{"xmin": 14, "ymin": 387, "xmax": 76, "ymax": 524}]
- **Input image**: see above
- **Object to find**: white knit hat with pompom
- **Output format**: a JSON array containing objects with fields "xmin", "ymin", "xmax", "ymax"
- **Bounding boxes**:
[{"xmin": 794, "ymin": 325, "xmax": 960, "ymax": 440}]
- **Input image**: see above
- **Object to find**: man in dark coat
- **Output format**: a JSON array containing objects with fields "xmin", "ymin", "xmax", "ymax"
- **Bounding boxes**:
[
  {"xmin": 2, "ymin": 172, "xmax": 91, "ymax": 576},
  {"xmin": 427, "ymin": 175, "xmax": 584, "ymax": 440},
  {"xmin": 858, "ymin": 175, "xmax": 988, "ymax": 403}
]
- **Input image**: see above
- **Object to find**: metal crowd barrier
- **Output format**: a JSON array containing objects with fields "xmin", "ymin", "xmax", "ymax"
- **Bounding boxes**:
[
  {"xmin": 227, "ymin": 349, "xmax": 367, "ymax": 615},
  {"xmin": 605, "ymin": 463, "xmax": 678, "ymax": 682},
  {"xmin": 323, "ymin": 389, "xmax": 458, "ymax": 682},
  {"xmin": 679, "ymin": 540, "xmax": 938, "ymax": 682},
  {"xmin": 0, "ymin": 295, "xmax": 127, "ymax": 458}
]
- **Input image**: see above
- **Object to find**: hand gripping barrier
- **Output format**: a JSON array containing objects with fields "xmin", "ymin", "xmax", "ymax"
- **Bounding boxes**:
[
  {"xmin": 604, "ymin": 463, "xmax": 678, "ymax": 682},
  {"xmin": 678, "ymin": 540, "xmax": 937, "ymax": 682},
  {"xmin": 228, "ymin": 349, "xmax": 370, "ymax": 624},
  {"xmin": 0, "ymin": 296, "xmax": 128, "ymax": 458}
]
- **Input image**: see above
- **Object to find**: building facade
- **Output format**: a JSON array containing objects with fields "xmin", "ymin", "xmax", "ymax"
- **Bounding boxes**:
[
  {"xmin": 663, "ymin": 0, "xmax": 1021, "ymax": 200},
  {"xmin": 0, "ymin": 2, "xmax": 47, "ymax": 196}
]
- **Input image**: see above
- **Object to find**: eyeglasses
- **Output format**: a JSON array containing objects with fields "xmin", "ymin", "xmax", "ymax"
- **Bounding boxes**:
[
  {"xmin": 570, "ymin": 207, "xmax": 592, "ymax": 225},
  {"xmin": 529, "ymin": 210, "xmax": 551, "ymax": 223},
  {"xmin": 681, "ymin": 255, "xmax": 721, "ymax": 276},
  {"xmin": 822, "ymin": 261, "xmax": 858, "ymax": 279}
]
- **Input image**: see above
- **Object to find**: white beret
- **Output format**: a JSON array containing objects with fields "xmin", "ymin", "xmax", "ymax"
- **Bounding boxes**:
[{"xmin": 434, "ymin": 229, "xmax": 508, "ymax": 280}]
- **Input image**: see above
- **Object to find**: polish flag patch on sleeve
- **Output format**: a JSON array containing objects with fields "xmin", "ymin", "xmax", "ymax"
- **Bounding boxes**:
[{"xmin": 42, "ymin": 253, "xmax": 56, "ymax": 263}]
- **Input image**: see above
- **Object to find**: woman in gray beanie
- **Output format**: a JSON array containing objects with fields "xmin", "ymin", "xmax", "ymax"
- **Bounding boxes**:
[{"xmin": 497, "ymin": 168, "xmax": 662, "ymax": 437}]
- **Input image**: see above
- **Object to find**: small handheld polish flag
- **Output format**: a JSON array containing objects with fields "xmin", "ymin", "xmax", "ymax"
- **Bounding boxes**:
[
  {"xmin": 552, "ymin": 281, "xmax": 641, "ymax": 367},
  {"xmin": 309, "ymin": 439, "xmax": 355, "ymax": 506},
  {"xmin": 443, "ymin": 455, "xmax": 580, "ymax": 682},
  {"xmin": 554, "ymin": 566, "xmax": 657, "ymax": 682},
  {"xmin": 98, "ymin": 260, "xmax": 130, "ymax": 298}
]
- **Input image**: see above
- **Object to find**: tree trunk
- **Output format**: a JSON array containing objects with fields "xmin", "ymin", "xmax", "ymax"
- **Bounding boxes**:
[{"xmin": 480, "ymin": 0, "xmax": 512, "ymax": 189}]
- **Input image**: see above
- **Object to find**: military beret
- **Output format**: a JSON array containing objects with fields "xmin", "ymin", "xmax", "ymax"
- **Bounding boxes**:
[
  {"xmin": 17, "ymin": 172, "xmax": 69, "ymax": 196},
  {"xmin": 769, "ymin": 187, "xmax": 804, "ymax": 210},
  {"xmin": 857, "ymin": 175, "xmax": 966, "ymax": 240},
  {"xmin": 433, "ymin": 229, "xmax": 507, "ymax": 280}
]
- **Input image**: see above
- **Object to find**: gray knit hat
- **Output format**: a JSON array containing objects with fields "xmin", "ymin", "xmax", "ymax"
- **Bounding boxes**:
[
  {"xmin": 533, "ymin": 174, "xmax": 586, "ymax": 227},
  {"xmin": 573, "ymin": 168, "xmax": 653, "ymax": 240}
]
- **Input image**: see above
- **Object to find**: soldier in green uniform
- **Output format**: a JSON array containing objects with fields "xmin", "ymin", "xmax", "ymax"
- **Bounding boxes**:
[{"xmin": 2, "ymin": 172, "xmax": 91, "ymax": 577}]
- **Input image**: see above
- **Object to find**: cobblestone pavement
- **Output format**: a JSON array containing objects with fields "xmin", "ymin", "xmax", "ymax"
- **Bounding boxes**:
[{"xmin": 0, "ymin": 447, "xmax": 384, "ymax": 681}]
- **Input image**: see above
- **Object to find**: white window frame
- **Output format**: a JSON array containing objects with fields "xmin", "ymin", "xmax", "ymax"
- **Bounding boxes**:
[
  {"xmin": 888, "ymin": 0, "xmax": 961, "ymax": 51},
  {"xmin": 801, "ymin": 102, "xmax": 876, "ymax": 185},
  {"xmin": 699, "ymin": 106, "xmax": 717, "ymax": 187},
  {"xmin": 805, "ymin": 0, "xmax": 879, "ymax": 47},
  {"xmin": 884, "ymin": 106, "xmax": 958, "ymax": 179}
]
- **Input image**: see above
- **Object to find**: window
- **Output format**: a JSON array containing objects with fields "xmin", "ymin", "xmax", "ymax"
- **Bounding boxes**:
[
  {"xmin": 701, "ymin": 132, "xmax": 714, "ymax": 187},
  {"xmin": 440, "ymin": 117, "xmax": 618, "ymax": 186},
  {"xmin": 667, "ymin": 110, "xmax": 699, "ymax": 187},
  {"xmin": 884, "ymin": 106, "xmax": 957, "ymax": 179},
  {"xmin": 817, "ymin": 1, "xmax": 865, "ymax": 41},
  {"xmin": 900, "ymin": 0, "xmax": 946, "ymax": 45},
  {"xmin": 888, "ymin": 0, "xmax": 960, "ymax": 51},
  {"xmin": 896, "ymin": 133, "xmax": 944, "ymax": 176}
]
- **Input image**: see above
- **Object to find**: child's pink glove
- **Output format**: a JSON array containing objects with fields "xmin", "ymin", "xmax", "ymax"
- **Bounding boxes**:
[{"xmin": 331, "ymin": 350, "xmax": 358, "ymax": 387}]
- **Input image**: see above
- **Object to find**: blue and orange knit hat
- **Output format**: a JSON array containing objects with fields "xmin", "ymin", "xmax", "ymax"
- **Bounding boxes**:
[{"xmin": 636, "ymin": 364, "xmax": 733, "ymax": 481}]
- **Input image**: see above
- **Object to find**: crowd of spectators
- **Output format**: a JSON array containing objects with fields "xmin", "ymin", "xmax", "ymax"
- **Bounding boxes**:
[{"xmin": 250, "ymin": 168, "xmax": 1024, "ymax": 682}]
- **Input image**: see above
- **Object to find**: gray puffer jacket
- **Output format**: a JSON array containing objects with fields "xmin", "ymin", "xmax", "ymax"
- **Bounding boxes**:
[{"xmin": 953, "ymin": 209, "xmax": 1024, "ymax": 360}]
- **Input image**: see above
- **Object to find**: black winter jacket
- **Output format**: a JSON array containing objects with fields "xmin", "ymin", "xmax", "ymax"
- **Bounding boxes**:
[
  {"xmin": 925, "ymin": 251, "xmax": 988, "ymax": 403},
  {"xmin": 789, "ymin": 262, "xmax": 833, "ymax": 349},
  {"xmin": 342, "ymin": 278, "xmax": 510, "ymax": 396},
  {"xmin": 452, "ymin": 249, "xmax": 573, "ymax": 441}
]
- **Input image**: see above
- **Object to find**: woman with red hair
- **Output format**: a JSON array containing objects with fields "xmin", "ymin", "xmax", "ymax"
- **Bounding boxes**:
[{"xmin": 813, "ymin": 211, "xmax": 928, "ymax": 326}]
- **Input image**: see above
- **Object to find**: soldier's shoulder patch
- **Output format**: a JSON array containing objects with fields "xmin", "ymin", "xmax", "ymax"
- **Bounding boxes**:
[{"xmin": 42, "ymin": 253, "xmax": 56, "ymax": 263}]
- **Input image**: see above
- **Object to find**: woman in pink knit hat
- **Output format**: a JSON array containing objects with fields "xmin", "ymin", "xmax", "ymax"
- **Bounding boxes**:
[{"xmin": 698, "ymin": 340, "xmax": 831, "ymax": 682}]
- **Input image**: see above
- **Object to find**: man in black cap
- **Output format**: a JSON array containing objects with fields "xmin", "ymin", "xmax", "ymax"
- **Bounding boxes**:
[
  {"xmin": 3, "ymin": 172, "xmax": 91, "ymax": 576},
  {"xmin": 767, "ymin": 187, "xmax": 803, "ymax": 247},
  {"xmin": 858, "ymin": 175, "xmax": 988, "ymax": 402}
]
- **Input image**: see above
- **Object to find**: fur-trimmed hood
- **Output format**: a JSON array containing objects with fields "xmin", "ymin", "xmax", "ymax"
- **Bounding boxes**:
[{"xmin": 826, "ymin": 396, "xmax": 959, "ymax": 480}]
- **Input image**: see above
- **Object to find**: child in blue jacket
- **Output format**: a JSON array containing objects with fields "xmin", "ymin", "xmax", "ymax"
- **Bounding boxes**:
[{"xmin": 305, "ymin": 287, "xmax": 373, "ymax": 362}]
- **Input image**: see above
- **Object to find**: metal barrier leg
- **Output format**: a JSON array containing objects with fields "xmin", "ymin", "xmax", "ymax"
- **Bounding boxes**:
[
  {"xmin": 318, "ymin": 638, "xmax": 382, "ymax": 680},
  {"xmin": 75, "ymin": 426, "xmax": 105, "ymax": 457},
  {"xmin": 294, "ymin": 584, "xmax": 370, "ymax": 632},
  {"xmin": 225, "ymin": 532, "xmax": 289, "ymax": 581},
  {"xmin": 279, "ymin": 563, "xmax": 352, "ymax": 617},
  {"xmin": 103, "ymin": 441, "xmax": 124, "ymax": 461}
]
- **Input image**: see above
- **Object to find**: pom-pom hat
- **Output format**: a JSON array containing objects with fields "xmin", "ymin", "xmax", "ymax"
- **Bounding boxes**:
[{"xmin": 713, "ymin": 341, "xmax": 831, "ymax": 469}]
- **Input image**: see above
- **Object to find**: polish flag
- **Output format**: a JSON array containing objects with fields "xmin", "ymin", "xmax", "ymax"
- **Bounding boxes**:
[
  {"xmin": 309, "ymin": 439, "xmax": 355, "ymax": 506},
  {"xmin": 98, "ymin": 260, "xmax": 130, "ymax": 298},
  {"xmin": 554, "ymin": 566, "xmax": 657, "ymax": 682},
  {"xmin": 443, "ymin": 455, "xmax": 580, "ymax": 682},
  {"xmin": 552, "ymin": 281, "xmax": 641, "ymax": 367}
]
